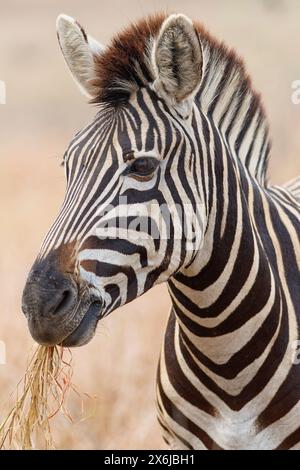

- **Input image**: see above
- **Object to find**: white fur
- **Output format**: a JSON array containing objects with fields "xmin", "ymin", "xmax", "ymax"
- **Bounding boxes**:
[{"xmin": 56, "ymin": 14, "xmax": 105, "ymax": 98}]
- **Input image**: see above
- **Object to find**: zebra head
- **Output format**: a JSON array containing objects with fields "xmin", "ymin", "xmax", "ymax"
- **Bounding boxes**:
[{"xmin": 22, "ymin": 13, "xmax": 206, "ymax": 347}]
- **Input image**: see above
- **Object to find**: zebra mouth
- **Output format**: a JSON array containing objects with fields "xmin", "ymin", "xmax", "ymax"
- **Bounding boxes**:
[{"xmin": 61, "ymin": 300, "xmax": 103, "ymax": 347}]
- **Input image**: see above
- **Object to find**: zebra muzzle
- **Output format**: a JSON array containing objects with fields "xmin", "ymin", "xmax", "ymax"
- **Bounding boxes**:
[{"xmin": 22, "ymin": 258, "xmax": 103, "ymax": 347}]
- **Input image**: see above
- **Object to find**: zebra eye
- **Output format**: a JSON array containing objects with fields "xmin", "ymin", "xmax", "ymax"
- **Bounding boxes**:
[{"xmin": 127, "ymin": 157, "xmax": 159, "ymax": 180}]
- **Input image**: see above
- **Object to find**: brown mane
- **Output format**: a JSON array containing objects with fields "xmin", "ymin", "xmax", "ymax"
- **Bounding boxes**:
[
  {"xmin": 92, "ymin": 13, "xmax": 260, "ymax": 109},
  {"xmin": 92, "ymin": 13, "xmax": 166, "ymax": 104}
]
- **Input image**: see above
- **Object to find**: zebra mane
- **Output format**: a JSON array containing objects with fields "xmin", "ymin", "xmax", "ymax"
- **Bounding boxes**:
[{"xmin": 92, "ymin": 13, "xmax": 271, "ymax": 184}]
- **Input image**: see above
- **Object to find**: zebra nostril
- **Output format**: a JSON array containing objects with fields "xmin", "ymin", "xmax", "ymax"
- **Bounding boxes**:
[
  {"xmin": 22, "ymin": 259, "xmax": 79, "ymax": 320},
  {"xmin": 51, "ymin": 289, "xmax": 74, "ymax": 316}
]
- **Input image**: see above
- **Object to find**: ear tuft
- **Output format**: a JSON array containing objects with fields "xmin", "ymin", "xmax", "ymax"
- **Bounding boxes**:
[
  {"xmin": 152, "ymin": 14, "xmax": 203, "ymax": 104},
  {"xmin": 56, "ymin": 14, "xmax": 104, "ymax": 98}
]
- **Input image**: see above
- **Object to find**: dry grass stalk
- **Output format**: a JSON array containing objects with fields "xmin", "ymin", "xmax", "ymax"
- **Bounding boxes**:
[{"xmin": 0, "ymin": 345, "xmax": 74, "ymax": 450}]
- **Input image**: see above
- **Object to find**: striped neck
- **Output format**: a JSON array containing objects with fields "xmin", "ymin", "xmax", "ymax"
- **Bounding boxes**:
[{"xmin": 166, "ymin": 100, "xmax": 283, "ymax": 397}]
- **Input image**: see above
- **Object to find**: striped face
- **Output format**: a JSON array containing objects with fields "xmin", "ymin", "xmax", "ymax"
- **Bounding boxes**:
[{"xmin": 22, "ymin": 87, "xmax": 205, "ymax": 347}]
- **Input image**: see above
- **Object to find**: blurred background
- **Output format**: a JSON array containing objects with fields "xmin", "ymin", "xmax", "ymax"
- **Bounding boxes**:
[{"xmin": 0, "ymin": 0, "xmax": 299, "ymax": 449}]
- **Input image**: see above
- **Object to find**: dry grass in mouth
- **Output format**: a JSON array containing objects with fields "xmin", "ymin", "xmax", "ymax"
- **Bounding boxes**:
[{"xmin": 0, "ymin": 345, "xmax": 76, "ymax": 450}]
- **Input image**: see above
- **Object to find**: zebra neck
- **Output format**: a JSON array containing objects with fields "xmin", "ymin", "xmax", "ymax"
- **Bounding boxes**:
[{"xmin": 167, "ymin": 137, "xmax": 278, "ymax": 379}]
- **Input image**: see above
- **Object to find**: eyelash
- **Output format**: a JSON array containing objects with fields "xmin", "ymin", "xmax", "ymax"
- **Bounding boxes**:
[{"xmin": 60, "ymin": 151, "xmax": 68, "ymax": 167}]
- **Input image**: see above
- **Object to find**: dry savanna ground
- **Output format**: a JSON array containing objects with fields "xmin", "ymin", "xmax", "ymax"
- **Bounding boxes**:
[{"xmin": 0, "ymin": 0, "xmax": 300, "ymax": 449}]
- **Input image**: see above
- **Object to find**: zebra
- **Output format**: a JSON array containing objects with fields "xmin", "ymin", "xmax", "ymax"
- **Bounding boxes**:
[{"xmin": 21, "ymin": 13, "xmax": 300, "ymax": 450}]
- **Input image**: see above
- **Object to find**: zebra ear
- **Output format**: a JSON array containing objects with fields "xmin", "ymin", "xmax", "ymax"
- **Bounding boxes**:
[
  {"xmin": 152, "ymin": 14, "xmax": 203, "ymax": 111},
  {"xmin": 56, "ymin": 14, "xmax": 105, "ymax": 99}
]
